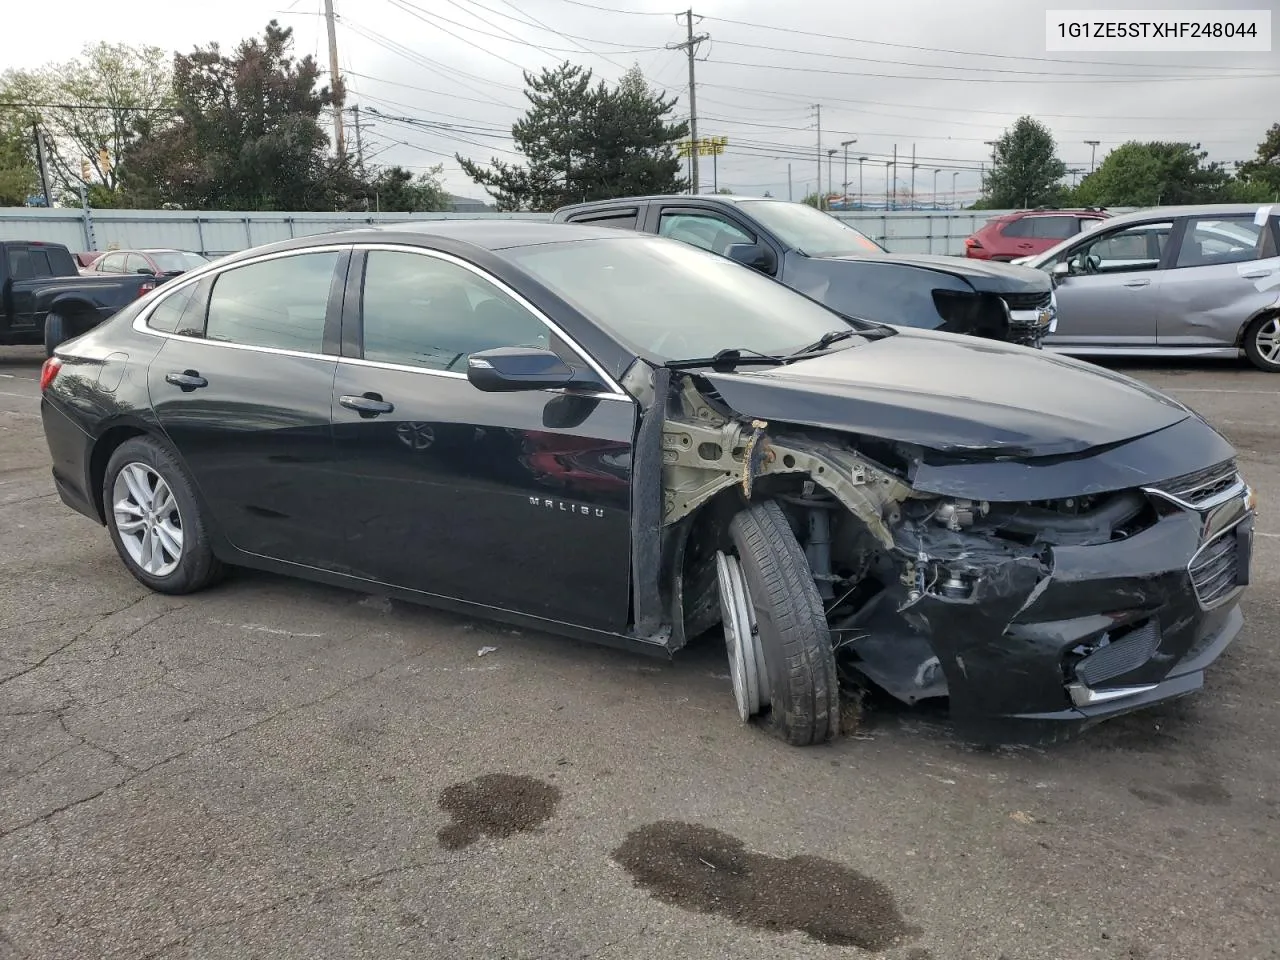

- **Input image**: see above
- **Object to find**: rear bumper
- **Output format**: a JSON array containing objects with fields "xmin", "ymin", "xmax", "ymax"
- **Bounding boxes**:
[{"xmin": 41, "ymin": 396, "xmax": 100, "ymax": 523}]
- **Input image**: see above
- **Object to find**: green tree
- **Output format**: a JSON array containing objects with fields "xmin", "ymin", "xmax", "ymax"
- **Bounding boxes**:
[
  {"xmin": 1073, "ymin": 141, "xmax": 1230, "ymax": 206},
  {"xmin": 0, "ymin": 112, "xmax": 38, "ymax": 205},
  {"xmin": 1238, "ymin": 123, "xmax": 1280, "ymax": 198},
  {"xmin": 121, "ymin": 21, "xmax": 342, "ymax": 210},
  {"xmin": 459, "ymin": 62, "xmax": 686, "ymax": 211},
  {"xmin": 983, "ymin": 116, "xmax": 1067, "ymax": 208},
  {"xmin": 2, "ymin": 44, "xmax": 172, "ymax": 205},
  {"xmin": 367, "ymin": 164, "xmax": 449, "ymax": 212}
]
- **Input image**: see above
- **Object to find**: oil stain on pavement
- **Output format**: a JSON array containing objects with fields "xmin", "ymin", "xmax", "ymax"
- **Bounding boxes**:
[
  {"xmin": 612, "ymin": 820, "xmax": 919, "ymax": 950},
  {"xmin": 437, "ymin": 773, "xmax": 562, "ymax": 850}
]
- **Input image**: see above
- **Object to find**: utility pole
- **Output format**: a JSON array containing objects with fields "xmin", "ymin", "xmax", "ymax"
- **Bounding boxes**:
[
  {"xmin": 841, "ymin": 138, "xmax": 856, "ymax": 204},
  {"xmin": 826, "ymin": 149, "xmax": 836, "ymax": 207},
  {"xmin": 1084, "ymin": 139, "xmax": 1100, "ymax": 173},
  {"xmin": 787, "ymin": 162, "xmax": 792, "ymax": 201},
  {"xmin": 933, "ymin": 169, "xmax": 941, "ymax": 208},
  {"xmin": 352, "ymin": 105, "xmax": 365, "ymax": 172},
  {"xmin": 324, "ymin": 0, "xmax": 346, "ymax": 161},
  {"xmin": 884, "ymin": 160, "xmax": 891, "ymax": 210},
  {"xmin": 32, "ymin": 123, "xmax": 53, "ymax": 206},
  {"xmin": 857, "ymin": 156, "xmax": 866, "ymax": 209},
  {"xmin": 906, "ymin": 144, "xmax": 916, "ymax": 209},
  {"xmin": 812, "ymin": 104, "xmax": 822, "ymax": 208},
  {"xmin": 669, "ymin": 11, "xmax": 709, "ymax": 194},
  {"xmin": 951, "ymin": 170, "xmax": 959, "ymax": 209},
  {"xmin": 891, "ymin": 144, "xmax": 897, "ymax": 210}
]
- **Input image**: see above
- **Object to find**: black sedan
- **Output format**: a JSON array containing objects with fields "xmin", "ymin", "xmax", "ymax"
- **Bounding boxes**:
[{"xmin": 39, "ymin": 222, "xmax": 1255, "ymax": 746}]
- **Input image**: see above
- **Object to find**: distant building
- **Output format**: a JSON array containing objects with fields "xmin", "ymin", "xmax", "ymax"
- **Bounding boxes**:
[{"xmin": 448, "ymin": 194, "xmax": 493, "ymax": 213}]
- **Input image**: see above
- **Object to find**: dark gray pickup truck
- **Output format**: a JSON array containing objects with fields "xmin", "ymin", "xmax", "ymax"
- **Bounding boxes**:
[{"xmin": 0, "ymin": 240, "xmax": 160, "ymax": 357}]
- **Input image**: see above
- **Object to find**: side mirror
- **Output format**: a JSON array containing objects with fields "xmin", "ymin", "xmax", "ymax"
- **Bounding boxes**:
[
  {"xmin": 467, "ymin": 346, "xmax": 600, "ymax": 393},
  {"xmin": 1051, "ymin": 261, "xmax": 1072, "ymax": 279},
  {"xmin": 136, "ymin": 266, "xmax": 155, "ymax": 275},
  {"xmin": 723, "ymin": 242, "xmax": 777, "ymax": 275}
]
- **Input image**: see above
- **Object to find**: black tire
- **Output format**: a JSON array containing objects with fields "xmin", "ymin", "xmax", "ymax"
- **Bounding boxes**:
[
  {"xmin": 43, "ymin": 311, "xmax": 68, "ymax": 358},
  {"xmin": 1242, "ymin": 314, "xmax": 1280, "ymax": 373},
  {"xmin": 727, "ymin": 500, "xmax": 839, "ymax": 745},
  {"xmin": 103, "ymin": 436, "xmax": 224, "ymax": 595}
]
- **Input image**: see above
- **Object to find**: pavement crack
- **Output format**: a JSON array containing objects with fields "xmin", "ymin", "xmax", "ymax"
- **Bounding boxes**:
[{"xmin": 0, "ymin": 594, "xmax": 151, "ymax": 688}]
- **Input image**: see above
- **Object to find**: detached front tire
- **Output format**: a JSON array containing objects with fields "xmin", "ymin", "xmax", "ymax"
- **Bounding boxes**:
[
  {"xmin": 1243, "ymin": 314, "xmax": 1280, "ymax": 372},
  {"xmin": 717, "ymin": 500, "xmax": 839, "ymax": 746},
  {"xmin": 103, "ymin": 437, "xmax": 223, "ymax": 595}
]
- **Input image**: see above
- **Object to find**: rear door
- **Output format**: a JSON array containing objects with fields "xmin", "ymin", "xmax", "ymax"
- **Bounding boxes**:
[
  {"xmin": 560, "ymin": 205, "xmax": 646, "ymax": 233},
  {"xmin": 328, "ymin": 245, "xmax": 636, "ymax": 631},
  {"xmin": 1043, "ymin": 219, "xmax": 1173, "ymax": 347},
  {"xmin": 144, "ymin": 247, "xmax": 350, "ymax": 568},
  {"xmin": 1155, "ymin": 213, "xmax": 1280, "ymax": 347}
]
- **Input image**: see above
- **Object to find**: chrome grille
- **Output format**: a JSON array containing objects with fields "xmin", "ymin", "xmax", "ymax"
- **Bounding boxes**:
[
  {"xmin": 1002, "ymin": 291, "xmax": 1052, "ymax": 311},
  {"xmin": 1189, "ymin": 525, "xmax": 1242, "ymax": 608},
  {"xmin": 1150, "ymin": 459, "xmax": 1239, "ymax": 507}
]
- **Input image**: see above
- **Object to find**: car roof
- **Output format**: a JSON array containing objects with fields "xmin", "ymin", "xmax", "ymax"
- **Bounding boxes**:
[
  {"xmin": 1094, "ymin": 203, "xmax": 1275, "ymax": 226},
  {"xmin": 205, "ymin": 219, "xmax": 641, "ymax": 269},
  {"xmin": 555, "ymin": 194, "xmax": 776, "ymax": 214}
]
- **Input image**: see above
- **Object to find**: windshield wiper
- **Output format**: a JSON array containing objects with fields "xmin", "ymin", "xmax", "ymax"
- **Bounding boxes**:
[
  {"xmin": 664, "ymin": 347, "xmax": 785, "ymax": 371},
  {"xmin": 785, "ymin": 328, "xmax": 859, "ymax": 359}
]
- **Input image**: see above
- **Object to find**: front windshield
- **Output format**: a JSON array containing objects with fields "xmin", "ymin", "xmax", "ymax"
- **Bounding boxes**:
[
  {"xmin": 152, "ymin": 251, "xmax": 209, "ymax": 272},
  {"xmin": 736, "ymin": 200, "xmax": 885, "ymax": 257},
  {"xmin": 505, "ymin": 236, "xmax": 864, "ymax": 361}
]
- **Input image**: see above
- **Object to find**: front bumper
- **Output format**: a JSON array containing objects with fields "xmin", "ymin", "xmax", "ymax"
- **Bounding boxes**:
[{"xmin": 850, "ymin": 478, "xmax": 1253, "ymax": 741}]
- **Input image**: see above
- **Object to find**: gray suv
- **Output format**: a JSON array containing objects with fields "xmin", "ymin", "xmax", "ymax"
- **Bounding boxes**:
[{"xmin": 1025, "ymin": 204, "xmax": 1280, "ymax": 372}]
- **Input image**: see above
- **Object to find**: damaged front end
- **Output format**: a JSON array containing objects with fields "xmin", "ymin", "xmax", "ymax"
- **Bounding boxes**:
[{"xmin": 659, "ymin": 372, "xmax": 1255, "ymax": 740}]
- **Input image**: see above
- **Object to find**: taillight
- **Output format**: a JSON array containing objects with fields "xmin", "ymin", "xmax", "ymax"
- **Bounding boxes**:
[
  {"xmin": 40, "ymin": 357, "xmax": 63, "ymax": 392},
  {"xmin": 137, "ymin": 281, "xmax": 157, "ymax": 298},
  {"xmin": 964, "ymin": 236, "xmax": 982, "ymax": 248}
]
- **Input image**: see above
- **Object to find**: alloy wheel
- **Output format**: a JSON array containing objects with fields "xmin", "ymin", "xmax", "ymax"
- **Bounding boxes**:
[
  {"xmin": 1255, "ymin": 317, "xmax": 1280, "ymax": 367},
  {"xmin": 112, "ymin": 462, "xmax": 184, "ymax": 577},
  {"xmin": 715, "ymin": 550, "xmax": 771, "ymax": 721}
]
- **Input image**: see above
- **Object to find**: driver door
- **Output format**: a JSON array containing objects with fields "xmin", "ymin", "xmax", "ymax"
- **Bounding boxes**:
[
  {"xmin": 1044, "ymin": 220, "xmax": 1173, "ymax": 348},
  {"xmin": 328, "ymin": 246, "xmax": 638, "ymax": 632}
]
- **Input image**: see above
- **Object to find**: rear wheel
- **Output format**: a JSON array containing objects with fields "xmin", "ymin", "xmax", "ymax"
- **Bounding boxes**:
[
  {"xmin": 43, "ymin": 311, "xmax": 68, "ymax": 358},
  {"xmin": 1243, "ymin": 314, "xmax": 1280, "ymax": 372},
  {"xmin": 103, "ymin": 437, "xmax": 223, "ymax": 595},
  {"xmin": 717, "ymin": 500, "xmax": 839, "ymax": 746}
]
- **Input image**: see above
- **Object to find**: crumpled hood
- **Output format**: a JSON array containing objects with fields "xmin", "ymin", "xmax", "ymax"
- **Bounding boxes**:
[
  {"xmin": 821, "ymin": 252, "xmax": 1053, "ymax": 294},
  {"xmin": 699, "ymin": 329, "xmax": 1191, "ymax": 458}
]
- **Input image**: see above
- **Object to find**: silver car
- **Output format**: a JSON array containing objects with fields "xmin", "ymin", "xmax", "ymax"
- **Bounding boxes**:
[{"xmin": 1024, "ymin": 204, "xmax": 1280, "ymax": 372}]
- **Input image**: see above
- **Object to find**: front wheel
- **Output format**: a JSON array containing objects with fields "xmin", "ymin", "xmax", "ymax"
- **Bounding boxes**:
[
  {"xmin": 717, "ymin": 500, "xmax": 839, "ymax": 745},
  {"xmin": 43, "ymin": 311, "xmax": 68, "ymax": 358},
  {"xmin": 103, "ymin": 437, "xmax": 224, "ymax": 594},
  {"xmin": 1243, "ymin": 314, "xmax": 1280, "ymax": 372}
]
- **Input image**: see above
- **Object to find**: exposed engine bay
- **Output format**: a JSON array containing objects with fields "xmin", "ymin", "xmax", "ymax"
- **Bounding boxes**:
[{"xmin": 655, "ymin": 370, "xmax": 1253, "ymax": 735}]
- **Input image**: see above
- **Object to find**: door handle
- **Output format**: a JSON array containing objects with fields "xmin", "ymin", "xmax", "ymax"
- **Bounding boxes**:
[
  {"xmin": 1122, "ymin": 279, "xmax": 1151, "ymax": 288},
  {"xmin": 165, "ymin": 370, "xmax": 207, "ymax": 391},
  {"xmin": 340, "ymin": 393, "xmax": 394, "ymax": 418},
  {"xmin": 1240, "ymin": 270, "xmax": 1272, "ymax": 279}
]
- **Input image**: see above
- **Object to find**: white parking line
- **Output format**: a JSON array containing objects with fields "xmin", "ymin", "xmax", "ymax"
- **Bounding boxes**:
[
  {"xmin": 0, "ymin": 391, "xmax": 36, "ymax": 400},
  {"xmin": 1166, "ymin": 388, "xmax": 1279, "ymax": 396}
]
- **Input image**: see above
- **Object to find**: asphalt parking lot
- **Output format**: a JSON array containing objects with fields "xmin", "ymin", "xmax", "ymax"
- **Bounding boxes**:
[{"xmin": 1, "ymin": 345, "xmax": 1277, "ymax": 960}]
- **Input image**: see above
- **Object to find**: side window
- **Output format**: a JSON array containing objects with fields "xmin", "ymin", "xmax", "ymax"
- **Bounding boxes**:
[
  {"xmin": 658, "ymin": 212, "xmax": 754, "ymax": 255},
  {"xmin": 146, "ymin": 283, "xmax": 198, "ymax": 334},
  {"xmin": 1000, "ymin": 218, "xmax": 1033, "ymax": 238},
  {"xmin": 97, "ymin": 253, "xmax": 122, "ymax": 274},
  {"xmin": 571, "ymin": 210, "xmax": 639, "ymax": 230},
  {"xmin": 8, "ymin": 248, "xmax": 32, "ymax": 280},
  {"xmin": 1175, "ymin": 216, "xmax": 1265, "ymax": 268},
  {"xmin": 1031, "ymin": 216, "xmax": 1078, "ymax": 240},
  {"xmin": 206, "ymin": 252, "xmax": 340, "ymax": 353},
  {"xmin": 27, "ymin": 249, "xmax": 54, "ymax": 278},
  {"xmin": 126, "ymin": 253, "xmax": 152, "ymax": 275},
  {"xmin": 1076, "ymin": 222, "xmax": 1172, "ymax": 274},
  {"xmin": 361, "ymin": 251, "xmax": 551, "ymax": 372}
]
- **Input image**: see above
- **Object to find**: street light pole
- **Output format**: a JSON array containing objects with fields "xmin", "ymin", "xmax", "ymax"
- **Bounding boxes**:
[
  {"xmin": 858, "ymin": 156, "xmax": 866, "ymax": 209},
  {"xmin": 884, "ymin": 160, "xmax": 892, "ymax": 210},
  {"xmin": 951, "ymin": 170, "xmax": 959, "ymax": 208},
  {"xmin": 933, "ymin": 169, "xmax": 941, "ymax": 209},
  {"xmin": 827, "ymin": 148, "xmax": 837, "ymax": 207},
  {"xmin": 1084, "ymin": 139, "xmax": 1100, "ymax": 173},
  {"xmin": 840, "ymin": 138, "xmax": 857, "ymax": 206}
]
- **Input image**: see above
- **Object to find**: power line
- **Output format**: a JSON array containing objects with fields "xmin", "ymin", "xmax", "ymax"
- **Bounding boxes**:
[
  {"xmin": 699, "ymin": 12, "xmax": 1278, "ymax": 73},
  {"xmin": 550, "ymin": 0, "xmax": 674, "ymax": 15}
]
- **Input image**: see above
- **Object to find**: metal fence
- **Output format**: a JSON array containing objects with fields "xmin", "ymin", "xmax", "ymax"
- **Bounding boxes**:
[{"xmin": 0, "ymin": 204, "xmax": 1141, "ymax": 257}]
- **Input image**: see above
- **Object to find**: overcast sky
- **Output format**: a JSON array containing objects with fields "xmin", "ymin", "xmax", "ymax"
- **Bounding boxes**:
[{"xmin": 3, "ymin": 0, "xmax": 1276, "ymax": 204}]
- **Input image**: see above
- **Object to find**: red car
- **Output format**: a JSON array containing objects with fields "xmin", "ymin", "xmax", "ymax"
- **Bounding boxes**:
[{"xmin": 965, "ymin": 208, "xmax": 1109, "ymax": 261}]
